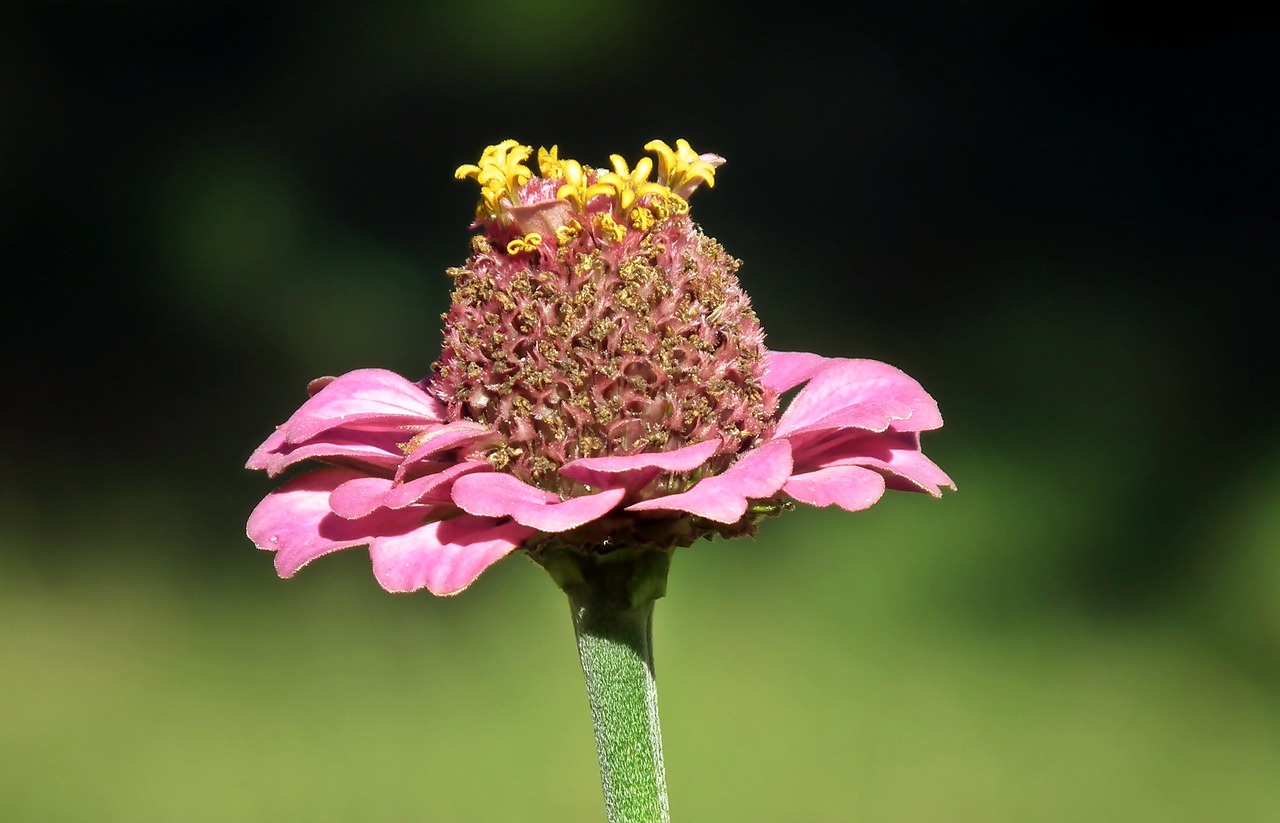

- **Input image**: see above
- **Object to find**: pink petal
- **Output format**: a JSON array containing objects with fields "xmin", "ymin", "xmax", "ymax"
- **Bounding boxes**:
[
  {"xmin": 451, "ymin": 473, "xmax": 628, "ymax": 532},
  {"xmin": 778, "ymin": 400, "xmax": 916, "ymax": 438},
  {"xmin": 247, "ymin": 469, "xmax": 424, "ymax": 578},
  {"xmin": 842, "ymin": 447, "xmax": 955, "ymax": 497},
  {"xmin": 369, "ymin": 517, "xmax": 535, "ymax": 595},
  {"xmin": 559, "ymin": 439, "xmax": 722, "ymax": 490},
  {"xmin": 329, "ymin": 476, "xmax": 395, "ymax": 520},
  {"xmin": 788, "ymin": 430, "xmax": 956, "ymax": 497},
  {"xmin": 762, "ymin": 351, "xmax": 830, "ymax": 394},
  {"xmin": 280, "ymin": 369, "xmax": 445, "ymax": 444},
  {"xmin": 306, "ymin": 375, "xmax": 337, "ymax": 396},
  {"xmin": 385, "ymin": 461, "xmax": 492, "ymax": 509},
  {"xmin": 506, "ymin": 197, "xmax": 577, "ymax": 241},
  {"xmin": 783, "ymin": 465, "xmax": 887, "ymax": 512},
  {"xmin": 627, "ymin": 439, "xmax": 793, "ymax": 524},
  {"xmin": 775, "ymin": 359, "xmax": 944, "ymax": 439},
  {"xmin": 247, "ymin": 427, "xmax": 408, "ymax": 477},
  {"xmin": 784, "ymin": 428, "xmax": 884, "ymax": 469},
  {"xmin": 245, "ymin": 428, "xmax": 288, "ymax": 471},
  {"xmin": 395, "ymin": 422, "xmax": 496, "ymax": 480}
]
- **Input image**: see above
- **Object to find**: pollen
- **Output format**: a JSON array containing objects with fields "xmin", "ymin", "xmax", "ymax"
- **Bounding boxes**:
[
  {"xmin": 555, "ymin": 220, "xmax": 582, "ymax": 245},
  {"xmin": 596, "ymin": 212, "xmax": 626, "ymax": 243}
]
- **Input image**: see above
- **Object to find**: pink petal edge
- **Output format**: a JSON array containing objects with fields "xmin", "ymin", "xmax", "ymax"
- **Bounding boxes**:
[
  {"xmin": 451, "ymin": 472, "xmax": 628, "ymax": 532},
  {"xmin": 247, "ymin": 428, "xmax": 408, "ymax": 478},
  {"xmin": 386, "ymin": 461, "xmax": 493, "ymax": 509},
  {"xmin": 778, "ymin": 400, "xmax": 917, "ymax": 438},
  {"xmin": 282, "ymin": 368, "xmax": 445, "ymax": 444},
  {"xmin": 559, "ymin": 439, "xmax": 722, "ymax": 489},
  {"xmin": 775, "ymin": 359, "xmax": 943, "ymax": 439},
  {"xmin": 369, "ymin": 517, "xmax": 535, "ymax": 595},
  {"xmin": 627, "ymin": 439, "xmax": 793, "ymax": 524},
  {"xmin": 247, "ymin": 468, "xmax": 423, "ymax": 578},
  {"xmin": 787, "ymin": 430, "xmax": 956, "ymax": 497},
  {"xmin": 329, "ymin": 476, "xmax": 396, "ymax": 520},
  {"xmin": 783, "ymin": 465, "xmax": 888, "ymax": 512},
  {"xmin": 396, "ymin": 422, "xmax": 495, "ymax": 480},
  {"xmin": 762, "ymin": 350, "xmax": 830, "ymax": 394}
]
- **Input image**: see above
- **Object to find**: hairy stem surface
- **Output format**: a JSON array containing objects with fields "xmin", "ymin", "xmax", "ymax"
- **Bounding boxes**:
[{"xmin": 543, "ymin": 548, "xmax": 672, "ymax": 823}]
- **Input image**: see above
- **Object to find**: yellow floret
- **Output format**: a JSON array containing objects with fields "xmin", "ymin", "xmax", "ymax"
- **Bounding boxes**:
[
  {"xmin": 506, "ymin": 232, "xmax": 543, "ymax": 255},
  {"xmin": 538, "ymin": 145, "xmax": 566, "ymax": 179},
  {"xmin": 595, "ymin": 213, "xmax": 625, "ymax": 243},
  {"xmin": 458, "ymin": 139, "xmax": 716, "ymax": 239},
  {"xmin": 455, "ymin": 140, "xmax": 534, "ymax": 219},
  {"xmin": 555, "ymin": 159, "xmax": 594, "ymax": 210},
  {"xmin": 644, "ymin": 138, "xmax": 718, "ymax": 194},
  {"xmin": 555, "ymin": 220, "xmax": 583, "ymax": 245}
]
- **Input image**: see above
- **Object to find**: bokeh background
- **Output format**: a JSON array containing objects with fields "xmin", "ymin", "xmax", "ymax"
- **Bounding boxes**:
[{"xmin": 4, "ymin": 2, "xmax": 1278, "ymax": 820}]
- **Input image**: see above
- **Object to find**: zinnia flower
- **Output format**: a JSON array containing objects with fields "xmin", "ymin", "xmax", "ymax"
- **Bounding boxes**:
[{"xmin": 246, "ymin": 139, "xmax": 954, "ymax": 595}]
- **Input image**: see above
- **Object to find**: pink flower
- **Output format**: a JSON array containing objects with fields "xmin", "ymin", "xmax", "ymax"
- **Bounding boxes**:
[{"xmin": 247, "ymin": 140, "xmax": 953, "ymax": 595}]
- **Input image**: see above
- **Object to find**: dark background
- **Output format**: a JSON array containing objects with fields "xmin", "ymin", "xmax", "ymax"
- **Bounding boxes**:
[{"xmin": 4, "ymin": 2, "xmax": 1278, "ymax": 821}]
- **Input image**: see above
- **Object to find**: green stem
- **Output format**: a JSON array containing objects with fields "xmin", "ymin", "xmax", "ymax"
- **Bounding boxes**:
[{"xmin": 541, "ymin": 548, "xmax": 672, "ymax": 823}]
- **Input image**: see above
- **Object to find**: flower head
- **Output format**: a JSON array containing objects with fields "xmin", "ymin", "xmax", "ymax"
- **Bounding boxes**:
[{"xmin": 247, "ymin": 140, "xmax": 954, "ymax": 595}]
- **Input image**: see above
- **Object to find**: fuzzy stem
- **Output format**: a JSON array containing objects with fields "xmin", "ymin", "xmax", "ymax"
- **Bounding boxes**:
[{"xmin": 541, "ymin": 548, "xmax": 672, "ymax": 823}]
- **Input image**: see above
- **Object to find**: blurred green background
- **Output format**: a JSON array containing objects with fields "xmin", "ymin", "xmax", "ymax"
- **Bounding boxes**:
[{"xmin": 4, "ymin": 2, "xmax": 1278, "ymax": 820}]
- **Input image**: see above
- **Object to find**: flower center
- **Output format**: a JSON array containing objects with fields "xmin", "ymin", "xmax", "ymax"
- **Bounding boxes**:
[{"xmin": 432, "ymin": 140, "xmax": 776, "ymax": 491}]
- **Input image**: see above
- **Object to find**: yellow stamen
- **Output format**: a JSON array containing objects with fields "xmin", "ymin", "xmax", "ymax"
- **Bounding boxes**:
[
  {"xmin": 556, "ymin": 159, "xmax": 593, "ymax": 210},
  {"xmin": 459, "ymin": 139, "xmax": 716, "ymax": 235},
  {"xmin": 644, "ymin": 138, "xmax": 718, "ymax": 195},
  {"xmin": 506, "ymin": 232, "xmax": 543, "ymax": 255},
  {"xmin": 538, "ymin": 145, "xmax": 566, "ymax": 179},
  {"xmin": 593, "ymin": 155, "xmax": 658, "ymax": 219},
  {"xmin": 630, "ymin": 208, "xmax": 655, "ymax": 231},
  {"xmin": 595, "ymin": 213, "xmax": 625, "ymax": 243},
  {"xmin": 555, "ymin": 220, "xmax": 582, "ymax": 245},
  {"xmin": 455, "ymin": 140, "xmax": 534, "ymax": 220}
]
